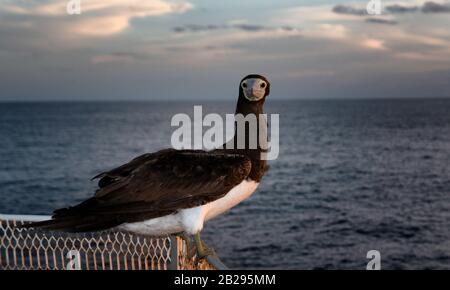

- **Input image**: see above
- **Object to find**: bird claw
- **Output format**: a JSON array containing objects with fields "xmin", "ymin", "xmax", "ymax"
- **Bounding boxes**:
[
  {"xmin": 196, "ymin": 245, "xmax": 216, "ymax": 260},
  {"xmin": 194, "ymin": 246, "xmax": 217, "ymax": 265},
  {"xmin": 180, "ymin": 233, "xmax": 217, "ymax": 262}
]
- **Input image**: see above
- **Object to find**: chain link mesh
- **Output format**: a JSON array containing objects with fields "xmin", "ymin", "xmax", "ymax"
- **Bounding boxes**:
[{"xmin": 0, "ymin": 217, "xmax": 218, "ymax": 270}]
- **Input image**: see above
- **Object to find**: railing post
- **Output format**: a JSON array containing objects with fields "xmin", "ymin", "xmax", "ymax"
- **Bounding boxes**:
[{"xmin": 168, "ymin": 235, "xmax": 179, "ymax": 270}]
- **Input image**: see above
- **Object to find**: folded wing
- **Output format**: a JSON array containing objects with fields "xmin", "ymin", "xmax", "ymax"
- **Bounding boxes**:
[{"xmin": 27, "ymin": 149, "xmax": 251, "ymax": 232}]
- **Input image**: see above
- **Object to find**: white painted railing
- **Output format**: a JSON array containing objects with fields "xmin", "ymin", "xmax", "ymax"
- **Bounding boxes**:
[{"xmin": 0, "ymin": 214, "xmax": 224, "ymax": 270}]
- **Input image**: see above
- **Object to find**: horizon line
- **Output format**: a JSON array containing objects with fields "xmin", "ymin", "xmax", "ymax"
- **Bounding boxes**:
[{"xmin": 1, "ymin": 96, "xmax": 450, "ymax": 103}]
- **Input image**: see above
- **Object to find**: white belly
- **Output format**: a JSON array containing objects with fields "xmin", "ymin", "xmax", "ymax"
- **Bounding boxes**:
[
  {"xmin": 120, "ymin": 180, "xmax": 259, "ymax": 236},
  {"xmin": 204, "ymin": 179, "xmax": 259, "ymax": 221}
]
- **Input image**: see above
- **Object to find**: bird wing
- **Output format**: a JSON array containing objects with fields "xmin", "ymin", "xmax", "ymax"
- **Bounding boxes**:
[{"xmin": 27, "ymin": 149, "xmax": 251, "ymax": 232}]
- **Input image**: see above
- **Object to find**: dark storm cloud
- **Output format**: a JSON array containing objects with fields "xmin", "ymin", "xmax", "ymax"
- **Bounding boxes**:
[
  {"xmin": 173, "ymin": 24, "xmax": 296, "ymax": 33},
  {"xmin": 332, "ymin": 2, "xmax": 450, "ymax": 16},
  {"xmin": 365, "ymin": 18, "xmax": 398, "ymax": 25}
]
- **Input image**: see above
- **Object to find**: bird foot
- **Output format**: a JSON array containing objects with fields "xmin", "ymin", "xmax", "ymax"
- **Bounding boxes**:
[
  {"xmin": 196, "ymin": 243, "xmax": 216, "ymax": 260},
  {"xmin": 181, "ymin": 232, "xmax": 217, "ymax": 262}
]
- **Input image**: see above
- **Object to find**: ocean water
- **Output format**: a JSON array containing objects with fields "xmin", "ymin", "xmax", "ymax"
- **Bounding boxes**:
[{"xmin": 1, "ymin": 99, "xmax": 449, "ymax": 269}]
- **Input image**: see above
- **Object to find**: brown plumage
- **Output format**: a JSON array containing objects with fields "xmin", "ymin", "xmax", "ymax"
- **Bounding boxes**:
[
  {"xmin": 27, "ymin": 150, "xmax": 251, "ymax": 232},
  {"xmin": 25, "ymin": 74, "xmax": 271, "ymax": 234}
]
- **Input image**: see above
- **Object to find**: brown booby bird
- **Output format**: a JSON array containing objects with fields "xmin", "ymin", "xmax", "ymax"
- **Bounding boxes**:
[{"xmin": 26, "ymin": 74, "xmax": 271, "ymax": 258}]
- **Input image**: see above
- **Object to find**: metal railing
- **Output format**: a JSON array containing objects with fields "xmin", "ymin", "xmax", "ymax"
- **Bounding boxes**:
[{"xmin": 0, "ymin": 214, "xmax": 226, "ymax": 270}]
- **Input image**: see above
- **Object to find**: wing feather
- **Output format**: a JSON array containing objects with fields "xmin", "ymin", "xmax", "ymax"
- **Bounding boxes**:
[{"xmin": 27, "ymin": 149, "xmax": 251, "ymax": 232}]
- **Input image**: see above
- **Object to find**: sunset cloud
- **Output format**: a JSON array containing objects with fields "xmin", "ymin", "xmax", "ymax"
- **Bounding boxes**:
[
  {"xmin": 361, "ymin": 38, "xmax": 388, "ymax": 50},
  {"xmin": 1, "ymin": 0, "xmax": 193, "ymax": 36},
  {"xmin": 173, "ymin": 23, "xmax": 298, "ymax": 34},
  {"xmin": 0, "ymin": 1, "xmax": 449, "ymax": 101},
  {"xmin": 332, "ymin": 1, "xmax": 450, "ymax": 16}
]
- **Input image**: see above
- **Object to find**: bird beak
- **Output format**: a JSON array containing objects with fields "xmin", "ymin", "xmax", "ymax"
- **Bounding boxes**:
[
  {"xmin": 244, "ymin": 88, "xmax": 264, "ymax": 101},
  {"xmin": 251, "ymin": 88, "xmax": 264, "ymax": 97},
  {"xmin": 245, "ymin": 88, "xmax": 254, "ymax": 98}
]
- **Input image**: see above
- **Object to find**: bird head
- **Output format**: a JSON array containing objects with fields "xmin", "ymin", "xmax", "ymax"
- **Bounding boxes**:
[{"xmin": 239, "ymin": 74, "xmax": 270, "ymax": 102}]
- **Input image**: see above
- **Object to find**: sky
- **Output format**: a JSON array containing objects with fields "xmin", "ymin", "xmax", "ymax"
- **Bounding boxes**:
[{"xmin": 0, "ymin": 0, "xmax": 449, "ymax": 101}]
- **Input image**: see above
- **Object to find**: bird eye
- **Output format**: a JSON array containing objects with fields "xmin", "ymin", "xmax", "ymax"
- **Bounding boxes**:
[
  {"xmin": 242, "ymin": 82, "xmax": 247, "ymax": 88},
  {"xmin": 260, "ymin": 82, "xmax": 266, "ymax": 88}
]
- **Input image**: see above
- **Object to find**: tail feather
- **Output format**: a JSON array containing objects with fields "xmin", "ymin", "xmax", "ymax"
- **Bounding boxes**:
[
  {"xmin": 52, "ymin": 197, "xmax": 99, "ymax": 219},
  {"xmin": 22, "ymin": 216, "xmax": 119, "ymax": 233}
]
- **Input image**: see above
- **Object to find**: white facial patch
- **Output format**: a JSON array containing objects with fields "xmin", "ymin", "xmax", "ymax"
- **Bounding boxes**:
[{"xmin": 241, "ymin": 78, "xmax": 267, "ymax": 101}]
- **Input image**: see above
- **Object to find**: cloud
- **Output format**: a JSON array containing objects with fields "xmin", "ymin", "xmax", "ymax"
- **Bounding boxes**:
[
  {"xmin": 1, "ymin": 0, "xmax": 193, "ymax": 37},
  {"xmin": 233, "ymin": 24, "xmax": 270, "ymax": 31},
  {"xmin": 1, "ymin": 1, "xmax": 450, "ymax": 101},
  {"xmin": 90, "ymin": 52, "xmax": 149, "ymax": 64},
  {"xmin": 385, "ymin": 4, "xmax": 419, "ymax": 14},
  {"xmin": 332, "ymin": 2, "xmax": 450, "ymax": 16},
  {"xmin": 276, "ymin": 70, "xmax": 336, "ymax": 79},
  {"xmin": 167, "ymin": 25, "xmax": 303, "ymax": 58},
  {"xmin": 91, "ymin": 54, "xmax": 134, "ymax": 64},
  {"xmin": 422, "ymin": 1, "xmax": 450, "ymax": 13},
  {"xmin": 361, "ymin": 38, "xmax": 387, "ymax": 50},
  {"xmin": 332, "ymin": 5, "xmax": 367, "ymax": 16},
  {"xmin": 395, "ymin": 52, "xmax": 447, "ymax": 61},
  {"xmin": 332, "ymin": 3, "xmax": 419, "ymax": 16},
  {"xmin": 173, "ymin": 24, "xmax": 225, "ymax": 33},
  {"xmin": 365, "ymin": 18, "xmax": 398, "ymax": 25},
  {"xmin": 1, "ymin": 0, "xmax": 193, "ymax": 16},
  {"xmin": 275, "ymin": 3, "xmax": 450, "ymax": 58},
  {"xmin": 303, "ymin": 24, "xmax": 348, "ymax": 40},
  {"xmin": 173, "ymin": 23, "xmax": 298, "ymax": 34}
]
